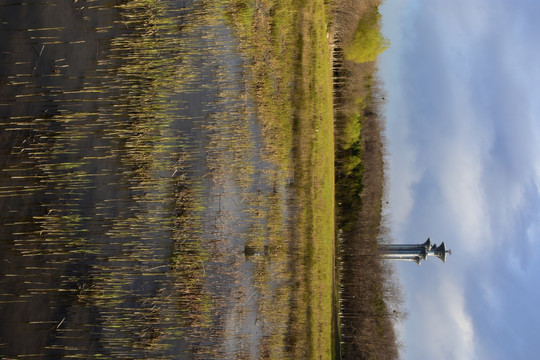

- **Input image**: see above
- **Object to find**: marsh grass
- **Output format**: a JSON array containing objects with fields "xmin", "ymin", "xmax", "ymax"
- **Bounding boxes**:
[
  {"xmin": 228, "ymin": 0, "xmax": 336, "ymax": 358},
  {"xmin": 0, "ymin": 0, "xmax": 287, "ymax": 358},
  {"xmin": 1, "ymin": 0, "xmax": 338, "ymax": 358}
]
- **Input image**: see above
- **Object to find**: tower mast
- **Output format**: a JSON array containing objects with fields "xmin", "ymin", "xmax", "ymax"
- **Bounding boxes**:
[{"xmin": 379, "ymin": 238, "xmax": 451, "ymax": 265}]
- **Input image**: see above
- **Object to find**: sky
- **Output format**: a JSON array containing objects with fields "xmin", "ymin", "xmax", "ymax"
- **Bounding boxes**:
[{"xmin": 378, "ymin": 0, "xmax": 540, "ymax": 359}]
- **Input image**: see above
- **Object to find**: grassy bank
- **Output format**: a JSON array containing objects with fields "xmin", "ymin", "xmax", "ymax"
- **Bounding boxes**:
[
  {"xmin": 295, "ymin": 1, "xmax": 335, "ymax": 358},
  {"xmin": 228, "ymin": 0, "xmax": 335, "ymax": 358}
]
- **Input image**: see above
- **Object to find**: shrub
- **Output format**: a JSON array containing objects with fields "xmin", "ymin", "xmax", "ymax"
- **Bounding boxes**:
[
  {"xmin": 340, "ymin": 113, "xmax": 363, "ymax": 150},
  {"xmin": 344, "ymin": 7, "xmax": 389, "ymax": 63}
]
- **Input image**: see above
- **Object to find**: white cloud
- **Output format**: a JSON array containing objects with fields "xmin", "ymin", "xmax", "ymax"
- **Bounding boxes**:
[
  {"xmin": 480, "ymin": 281, "xmax": 502, "ymax": 317},
  {"xmin": 387, "ymin": 132, "xmax": 421, "ymax": 235},
  {"xmin": 444, "ymin": 289, "xmax": 476, "ymax": 360},
  {"xmin": 428, "ymin": 71, "xmax": 494, "ymax": 251},
  {"xmin": 409, "ymin": 277, "xmax": 476, "ymax": 360},
  {"xmin": 438, "ymin": 146, "xmax": 491, "ymax": 251},
  {"xmin": 526, "ymin": 219, "xmax": 540, "ymax": 248},
  {"xmin": 429, "ymin": 0, "xmax": 492, "ymax": 41}
]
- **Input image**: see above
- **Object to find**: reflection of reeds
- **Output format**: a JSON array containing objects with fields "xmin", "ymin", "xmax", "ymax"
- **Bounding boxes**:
[
  {"xmin": 1, "ymin": 0, "xmax": 222, "ymax": 357},
  {"xmin": 227, "ymin": 0, "xmax": 298, "ymax": 171}
]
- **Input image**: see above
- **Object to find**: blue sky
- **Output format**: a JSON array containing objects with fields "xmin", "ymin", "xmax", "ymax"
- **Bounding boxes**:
[{"xmin": 379, "ymin": 0, "xmax": 540, "ymax": 358}]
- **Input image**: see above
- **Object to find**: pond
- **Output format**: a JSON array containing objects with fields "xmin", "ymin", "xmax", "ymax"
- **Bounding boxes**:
[{"xmin": 0, "ymin": 0, "xmax": 299, "ymax": 358}]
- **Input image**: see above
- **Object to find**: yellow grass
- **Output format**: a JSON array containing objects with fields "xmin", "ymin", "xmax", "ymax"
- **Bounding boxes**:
[{"xmin": 228, "ymin": 0, "xmax": 335, "ymax": 357}]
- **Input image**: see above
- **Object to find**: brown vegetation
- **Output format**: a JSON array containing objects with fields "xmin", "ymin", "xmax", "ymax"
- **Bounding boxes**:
[{"xmin": 333, "ymin": 0, "xmax": 405, "ymax": 358}]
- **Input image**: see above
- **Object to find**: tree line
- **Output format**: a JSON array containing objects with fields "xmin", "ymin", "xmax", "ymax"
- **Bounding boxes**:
[{"xmin": 333, "ymin": 0, "xmax": 405, "ymax": 358}]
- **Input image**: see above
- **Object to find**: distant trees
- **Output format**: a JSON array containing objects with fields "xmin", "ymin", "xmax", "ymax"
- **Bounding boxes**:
[{"xmin": 333, "ymin": 0, "xmax": 404, "ymax": 358}]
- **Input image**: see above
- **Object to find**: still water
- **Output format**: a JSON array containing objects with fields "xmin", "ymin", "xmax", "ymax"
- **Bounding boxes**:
[{"xmin": 0, "ymin": 0, "xmax": 296, "ymax": 358}]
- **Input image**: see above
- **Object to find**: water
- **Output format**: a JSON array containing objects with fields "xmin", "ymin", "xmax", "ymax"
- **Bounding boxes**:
[{"xmin": 0, "ymin": 0, "xmax": 297, "ymax": 358}]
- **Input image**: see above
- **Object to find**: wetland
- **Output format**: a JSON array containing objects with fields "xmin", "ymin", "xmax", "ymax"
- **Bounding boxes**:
[{"xmin": 1, "ymin": 0, "xmax": 337, "ymax": 358}]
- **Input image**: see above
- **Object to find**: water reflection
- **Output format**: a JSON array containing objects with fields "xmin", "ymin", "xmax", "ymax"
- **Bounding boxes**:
[{"xmin": 1, "ymin": 0, "xmax": 295, "ymax": 358}]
